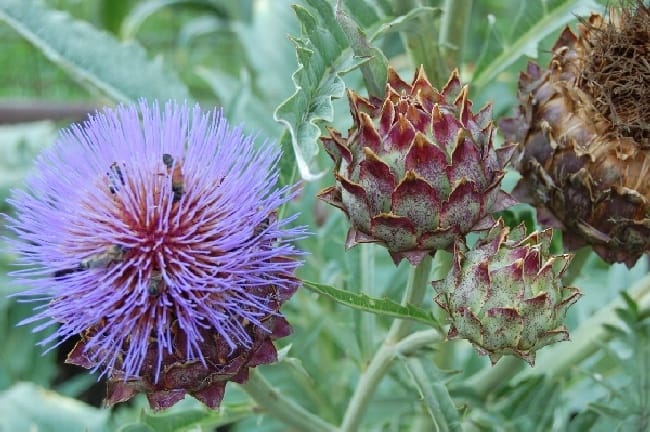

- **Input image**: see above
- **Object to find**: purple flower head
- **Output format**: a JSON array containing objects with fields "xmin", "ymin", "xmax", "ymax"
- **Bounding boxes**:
[{"xmin": 5, "ymin": 100, "xmax": 306, "ymax": 410}]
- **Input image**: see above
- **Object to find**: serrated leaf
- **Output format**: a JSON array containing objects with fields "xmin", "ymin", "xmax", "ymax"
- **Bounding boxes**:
[
  {"xmin": 0, "ymin": 0, "xmax": 189, "ymax": 103},
  {"xmin": 471, "ymin": 0, "xmax": 601, "ymax": 90},
  {"xmin": 0, "ymin": 383, "xmax": 109, "ymax": 432},
  {"xmin": 302, "ymin": 280, "xmax": 440, "ymax": 327},
  {"xmin": 274, "ymin": 0, "xmax": 361, "ymax": 181}
]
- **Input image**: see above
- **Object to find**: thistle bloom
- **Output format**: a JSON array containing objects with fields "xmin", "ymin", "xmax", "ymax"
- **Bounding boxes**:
[{"xmin": 5, "ymin": 101, "xmax": 305, "ymax": 410}]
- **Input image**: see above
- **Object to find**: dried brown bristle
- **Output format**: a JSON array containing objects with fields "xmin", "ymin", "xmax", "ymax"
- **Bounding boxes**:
[{"xmin": 579, "ymin": 2, "xmax": 650, "ymax": 146}]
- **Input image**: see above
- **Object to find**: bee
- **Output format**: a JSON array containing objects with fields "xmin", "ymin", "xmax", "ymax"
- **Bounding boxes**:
[
  {"xmin": 147, "ymin": 271, "xmax": 164, "ymax": 297},
  {"xmin": 253, "ymin": 211, "xmax": 276, "ymax": 237},
  {"xmin": 162, "ymin": 153, "xmax": 174, "ymax": 169},
  {"xmin": 80, "ymin": 245, "xmax": 128, "ymax": 270},
  {"xmin": 53, "ymin": 265, "xmax": 83, "ymax": 280},
  {"xmin": 162, "ymin": 153, "xmax": 184, "ymax": 202},
  {"xmin": 107, "ymin": 162, "xmax": 125, "ymax": 194}
]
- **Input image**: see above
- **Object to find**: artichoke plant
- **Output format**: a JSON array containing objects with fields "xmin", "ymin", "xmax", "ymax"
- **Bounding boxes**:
[
  {"xmin": 318, "ymin": 67, "xmax": 516, "ymax": 265},
  {"xmin": 433, "ymin": 220, "xmax": 582, "ymax": 365},
  {"xmin": 501, "ymin": 4, "xmax": 650, "ymax": 267}
]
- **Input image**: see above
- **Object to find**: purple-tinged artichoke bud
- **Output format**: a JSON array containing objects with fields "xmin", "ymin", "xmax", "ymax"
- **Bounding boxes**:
[
  {"xmin": 5, "ymin": 101, "xmax": 305, "ymax": 410},
  {"xmin": 501, "ymin": 4, "xmax": 650, "ymax": 267},
  {"xmin": 318, "ymin": 66, "xmax": 516, "ymax": 265},
  {"xmin": 433, "ymin": 220, "xmax": 581, "ymax": 365}
]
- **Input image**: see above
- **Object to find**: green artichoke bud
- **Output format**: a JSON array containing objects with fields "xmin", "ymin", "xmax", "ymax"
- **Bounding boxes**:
[
  {"xmin": 318, "ymin": 67, "xmax": 516, "ymax": 265},
  {"xmin": 433, "ymin": 220, "xmax": 581, "ymax": 365}
]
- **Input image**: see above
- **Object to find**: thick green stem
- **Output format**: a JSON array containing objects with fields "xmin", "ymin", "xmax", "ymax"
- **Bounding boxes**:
[
  {"xmin": 359, "ymin": 244, "xmax": 377, "ymax": 362},
  {"xmin": 240, "ymin": 369, "xmax": 337, "ymax": 432},
  {"xmin": 438, "ymin": 0, "xmax": 472, "ymax": 71},
  {"xmin": 388, "ymin": 255, "xmax": 434, "ymax": 341},
  {"xmin": 340, "ymin": 329, "xmax": 442, "ymax": 432},
  {"xmin": 467, "ymin": 356, "xmax": 526, "ymax": 399},
  {"xmin": 393, "ymin": 0, "xmax": 447, "ymax": 87},
  {"xmin": 341, "ymin": 255, "xmax": 435, "ymax": 432}
]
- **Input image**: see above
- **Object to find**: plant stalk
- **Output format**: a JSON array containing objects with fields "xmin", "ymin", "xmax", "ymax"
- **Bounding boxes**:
[
  {"xmin": 340, "ymin": 255, "xmax": 435, "ymax": 432},
  {"xmin": 393, "ymin": 0, "xmax": 447, "ymax": 87},
  {"xmin": 438, "ymin": 0, "xmax": 473, "ymax": 71},
  {"xmin": 359, "ymin": 244, "xmax": 376, "ymax": 362}
]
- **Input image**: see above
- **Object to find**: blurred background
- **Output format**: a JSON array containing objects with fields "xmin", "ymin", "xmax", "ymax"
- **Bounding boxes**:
[{"xmin": 1, "ymin": 1, "xmax": 648, "ymax": 431}]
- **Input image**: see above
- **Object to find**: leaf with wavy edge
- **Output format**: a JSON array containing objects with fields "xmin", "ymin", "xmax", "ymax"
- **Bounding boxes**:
[
  {"xmin": 0, "ymin": 0, "xmax": 189, "ymax": 102},
  {"xmin": 303, "ymin": 280, "xmax": 440, "ymax": 327},
  {"xmin": 274, "ymin": 0, "xmax": 363, "ymax": 181}
]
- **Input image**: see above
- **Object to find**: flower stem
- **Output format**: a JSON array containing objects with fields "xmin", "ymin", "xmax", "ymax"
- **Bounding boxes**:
[
  {"xmin": 359, "ymin": 244, "xmax": 377, "ymax": 362},
  {"xmin": 241, "ymin": 369, "xmax": 337, "ymax": 432},
  {"xmin": 438, "ymin": 0, "xmax": 473, "ymax": 71},
  {"xmin": 340, "ymin": 255, "xmax": 434, "ymax": 432},
  {"xmin": 393, "ymin": 0, "xmax": 447, "ymax": 87},
  {"xmin": 388, "ymin": 254, "xmax": 434, "ymax": 341},
  {"xmin": 467, "ymin": 356, "xmax": 526, "ymax": 399}
]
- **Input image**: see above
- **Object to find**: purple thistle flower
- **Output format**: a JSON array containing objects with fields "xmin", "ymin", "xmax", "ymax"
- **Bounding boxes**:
[{"xmin": 5, "ymin": 100, "xmax": 306, "ymax": 410}]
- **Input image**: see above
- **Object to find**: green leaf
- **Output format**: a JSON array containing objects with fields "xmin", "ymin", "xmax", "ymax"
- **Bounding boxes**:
[
  {"xmin": 138, "ymin": 402, "xmax": 255, "ymax": 432},
  {"xmin": 302, "ymin": 280, "xmax": 440, "ymax": 327},
  {"xmin": 98, "ymin": 0, "xmax": 133, "ymax": 35},
  {"xmin": 0, "ymin": 121, "xmax": 56, "ymax": 212},
  {"xmin": 120, "ymin": 0, "xmax": 195, "ymax": 39},
  {"xmin": 274, "ymin": 0, "xmax": 361, "ymax": 181},
  {"xmin": 620, "ymin": 291, "xmax": 639, "ymax": 319},
  {"xmin": 342, "ymin": 0, "xmax": 382, "ymax": 28},
  {"xmin": 121, "ymin": 0, "xmax": 251, "ymax": 39},
  {"xmin": 370, "ymin": 7, "xmax": 441, "ymax": 40},
  {"xmin": 0, "ymin": 383, "xmax": 109, "ymax": 432},
  {"xmin": 390, "ymin": 3, "xmax": 446, "ymax": 87},
  {"xmin": 471, "ymin": 0, "xmax": 601, "ymax": 90},
  {"xmin": 401, "ymin": 357, "xmax": 462, "ymax": 432},
  {"xmin": 335, "ymin": 3, "xmax": 387, "ymax": 99},
  {"xmin": 0, "ymin": 0, "xmax": 189, "ymax": 103},
  {"xmin": 277, "ymin": 130, "xmax": 298, "ymax": 191}
]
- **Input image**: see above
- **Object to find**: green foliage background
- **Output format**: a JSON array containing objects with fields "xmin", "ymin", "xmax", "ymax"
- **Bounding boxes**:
[{"xmin": 0, "ymin": 0, "xmax": 648, "ymax": 431}]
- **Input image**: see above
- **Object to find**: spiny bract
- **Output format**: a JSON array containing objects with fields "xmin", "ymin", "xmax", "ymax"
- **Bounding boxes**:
[
  {"xmin": 318, "ymin": 66, "xmax": 516, "ymax": 265},
  {"xmin": 433, "ymin": 220, "xmax": 581, "ymax": 365},
  {"xmin": 501, "ymin": 4, "xmax": 650, "ymax": 267}
]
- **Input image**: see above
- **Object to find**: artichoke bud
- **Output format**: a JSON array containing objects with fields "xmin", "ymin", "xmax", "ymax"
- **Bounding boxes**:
[
  {"xmin": 319, "ymin": 66, "xmax": 516, "ymax": 265},
  {"xmin": 501, "ymin": 3, "xmax": 650, "ymax": 267},
  {"xmin": 433, "ymin": 219, "xmax": 582, "ymax": 365}
]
